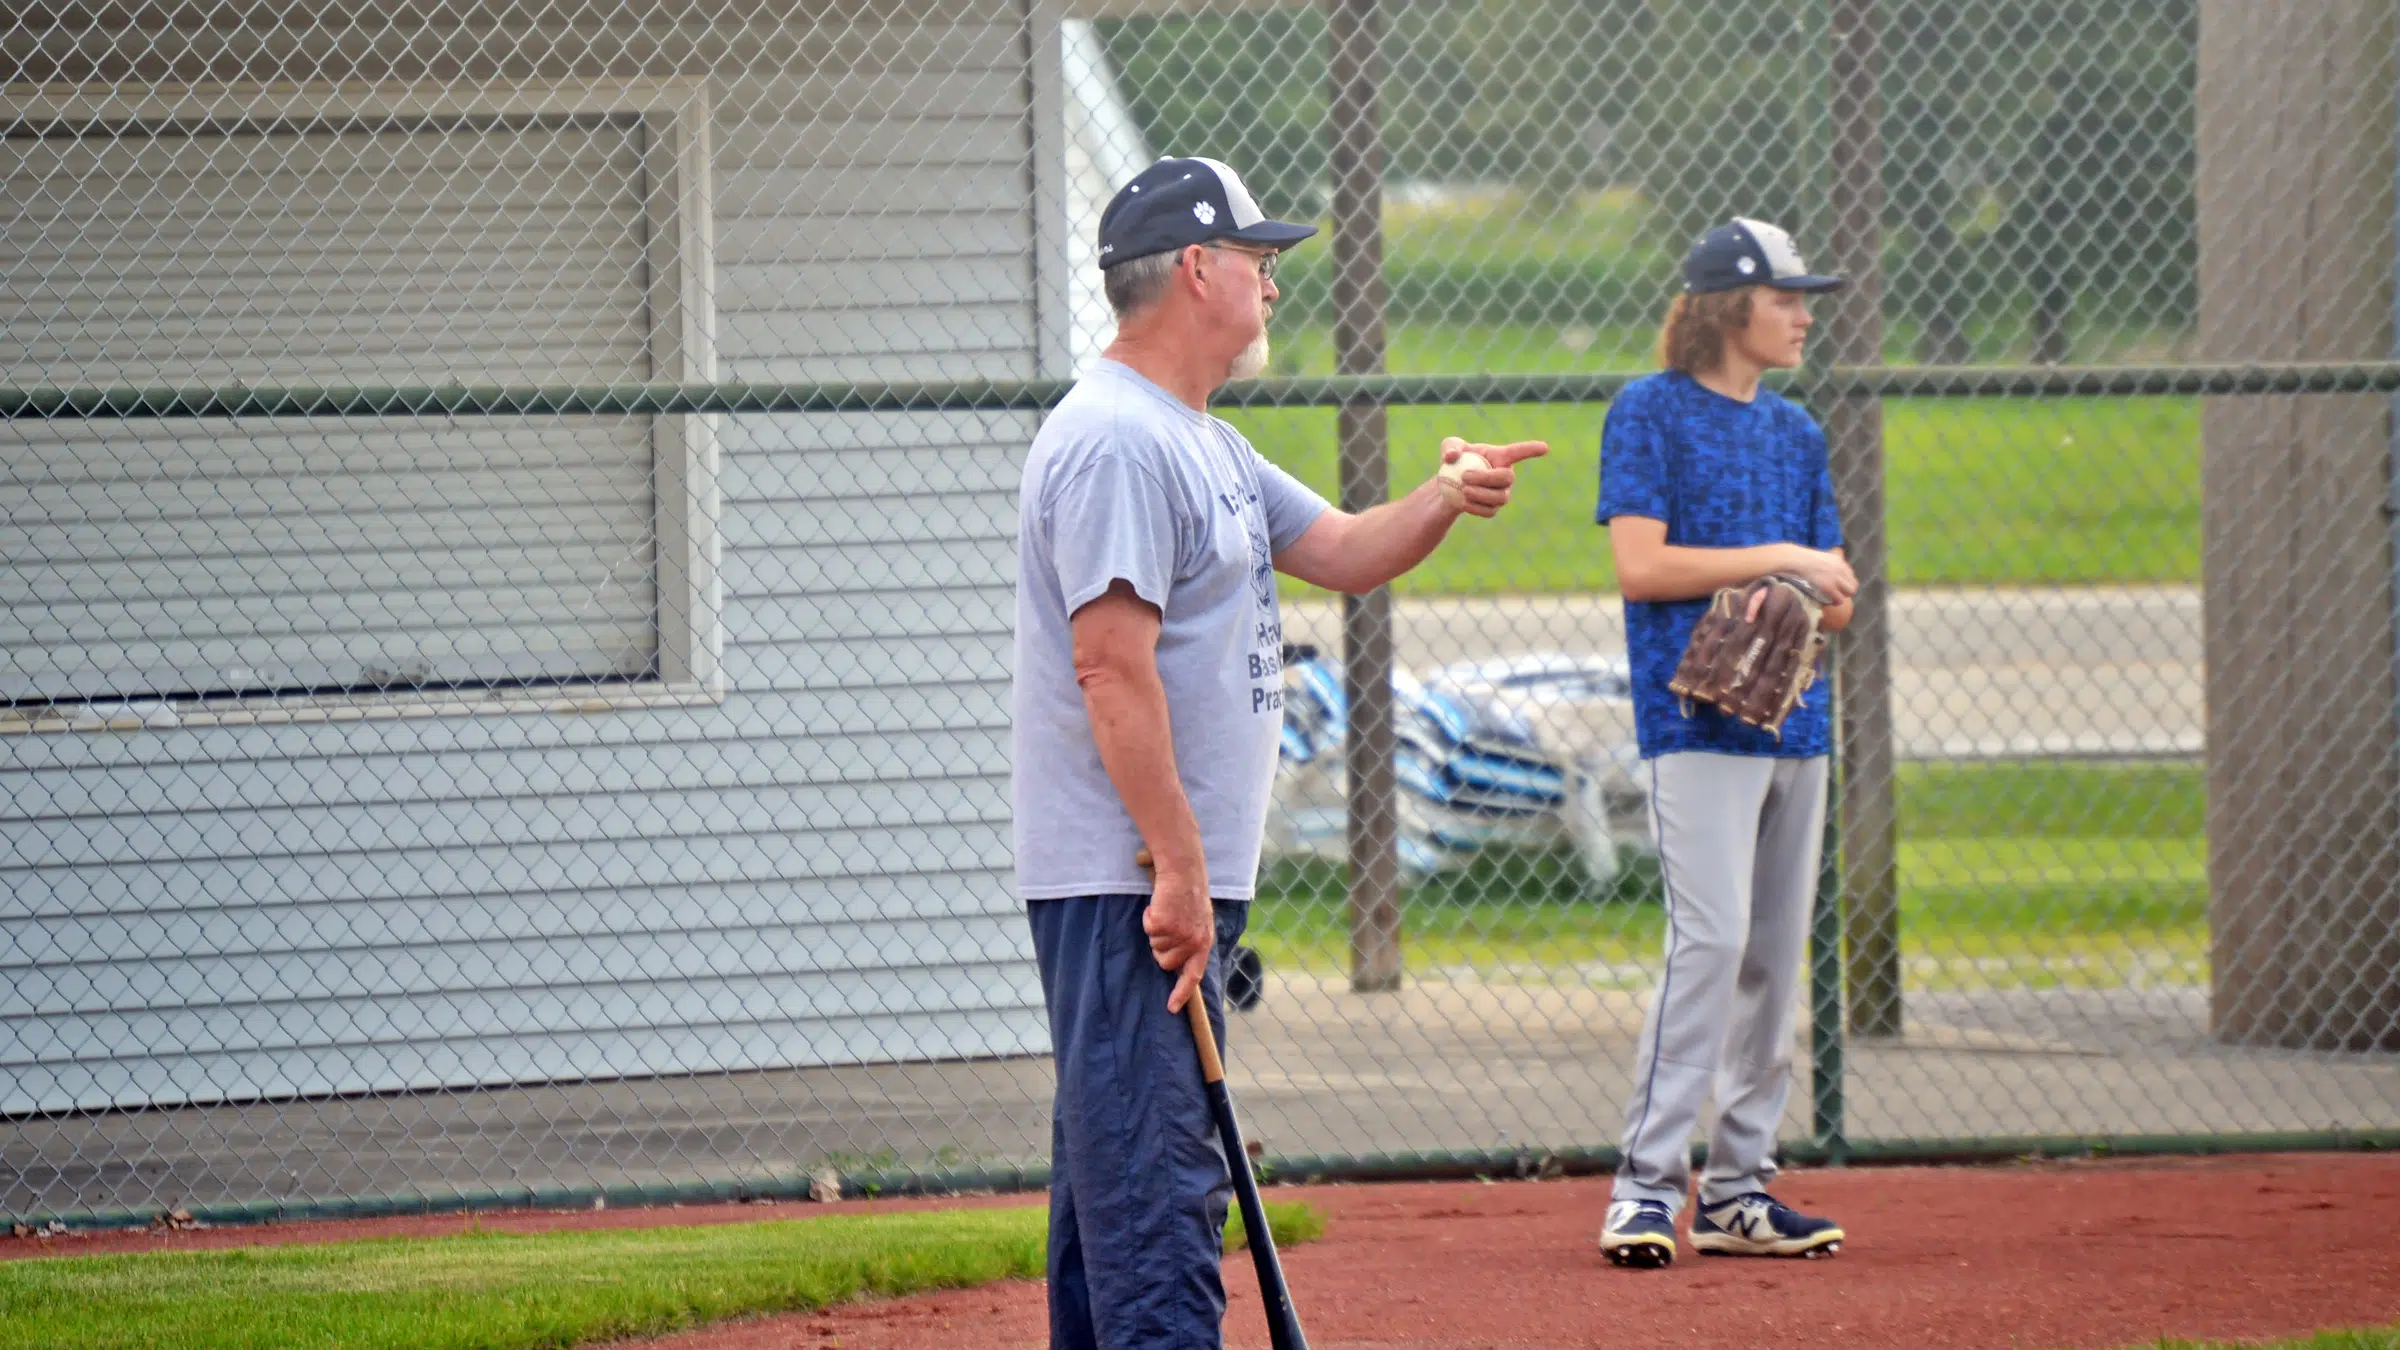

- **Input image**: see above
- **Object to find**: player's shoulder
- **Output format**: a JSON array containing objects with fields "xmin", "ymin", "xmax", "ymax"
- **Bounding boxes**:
[
  {"xmin": 1204, "ymin": 408, "xmax": 1261, "ymax": 455},
  {"xmin": 1035, "ymin": 376, "xmax": 1185, "ymax": 474},
  {"xmin": 1611, "ymin": 370, "xmax": 1687, "ymax": 414},
  {"xmin": 1601, "ymin": 371, "xmax": 1687, "ymax": 446},
  {"xmin": 1753, "ymin": 385, "xmax": 1828, "ymax": 441}
]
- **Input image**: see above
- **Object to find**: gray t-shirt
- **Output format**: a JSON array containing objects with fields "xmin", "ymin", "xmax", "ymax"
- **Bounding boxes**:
[{"xmin": 1013, "ymin": 360, "xmax": 1331, "ymax": 901}]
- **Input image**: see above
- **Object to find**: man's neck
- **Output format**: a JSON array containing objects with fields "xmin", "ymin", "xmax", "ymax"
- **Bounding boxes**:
[
  {"xmin": 1103, "ymin": 333, "xmax": 1222, "ymax": 412},
  {"xmin": 1690, "ymin": 352, "xmax": 1766, "ymax": 404}
]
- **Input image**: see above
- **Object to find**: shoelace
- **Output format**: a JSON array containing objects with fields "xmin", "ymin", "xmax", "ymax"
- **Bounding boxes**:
[{"xmin": 1711, "ymin": 1194, "xmax": 1796, "ymax": 1229}]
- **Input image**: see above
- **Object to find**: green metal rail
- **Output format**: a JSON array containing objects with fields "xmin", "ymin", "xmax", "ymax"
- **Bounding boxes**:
[{"xmin": 10, "ymin": 361, "xmax": 2400, "ymax": 420}]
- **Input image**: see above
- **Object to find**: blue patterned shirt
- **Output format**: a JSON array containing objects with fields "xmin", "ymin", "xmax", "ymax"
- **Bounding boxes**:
[{"xmin": 1596, "ymin": 371, "xmax": 1844, "ymax": 759}]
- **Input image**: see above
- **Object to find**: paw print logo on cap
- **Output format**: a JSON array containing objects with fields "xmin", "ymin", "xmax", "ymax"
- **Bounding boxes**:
[{"xmin": 1193, "ymin": 201, "xmax": 1216, "ymax": 225}]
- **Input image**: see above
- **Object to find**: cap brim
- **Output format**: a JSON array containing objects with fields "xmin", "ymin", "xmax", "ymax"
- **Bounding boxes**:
[
  {"xmin": 1768, "ymin": 273, "xmax": 1845, "ymax": 293},
  {"xmin": 1222, "ymin": 219, "xmax": 1319, "ymax": 248}
]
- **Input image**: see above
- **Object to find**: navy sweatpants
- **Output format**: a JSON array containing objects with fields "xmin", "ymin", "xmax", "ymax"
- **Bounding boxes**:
[{"xmin": 1029, "ymin": 895, "xmax": 1250, "ymax": 1350}]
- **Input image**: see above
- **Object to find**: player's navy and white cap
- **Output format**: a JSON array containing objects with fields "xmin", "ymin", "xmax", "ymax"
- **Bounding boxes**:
[
  {"xmin": 1681, "ymin": 217, "xmax": 1845, "ymax": 294},
  {"xmin": 1096, "ymin": 156, "xmax": 1318, "ymax": 267}
]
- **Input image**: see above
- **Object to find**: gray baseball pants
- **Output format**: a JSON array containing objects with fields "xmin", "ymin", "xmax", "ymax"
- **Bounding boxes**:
[{"xmin": 1613, "ymin": 751, "xmax": 1829, "ymax": 1213}]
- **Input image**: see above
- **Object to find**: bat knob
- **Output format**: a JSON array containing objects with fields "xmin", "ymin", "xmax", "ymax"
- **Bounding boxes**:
[{"xmin": 1135, "ymin": 847, "xmax": 1154, "ymax": 870}]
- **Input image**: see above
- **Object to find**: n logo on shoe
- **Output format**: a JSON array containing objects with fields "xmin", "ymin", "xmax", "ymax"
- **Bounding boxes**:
[{"xmin": 1727, "ymin": 1205, "xmax": 1766, "ymax": 1240}]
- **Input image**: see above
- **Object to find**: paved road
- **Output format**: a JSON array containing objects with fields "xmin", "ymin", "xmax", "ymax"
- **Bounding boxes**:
[{"xmin": 1282, "ymin": 586, "xmax": 2203, "ymax": 759}]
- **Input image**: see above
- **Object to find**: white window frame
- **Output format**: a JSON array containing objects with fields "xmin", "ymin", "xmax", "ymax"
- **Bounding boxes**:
[{"xmin": 0, "ymin": 79, "xmax": 724, "ymax": 732}]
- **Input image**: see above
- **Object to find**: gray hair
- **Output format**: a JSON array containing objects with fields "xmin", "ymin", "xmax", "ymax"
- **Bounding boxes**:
[{"xmin": 1102, "ymin": 249, "xmax": 1182, "ymax": 321}]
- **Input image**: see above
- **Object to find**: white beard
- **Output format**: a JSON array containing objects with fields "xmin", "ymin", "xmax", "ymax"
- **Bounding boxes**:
[{"xmin": 1229, "ymin": 331, "xmax": 1271, "ymax": 381}]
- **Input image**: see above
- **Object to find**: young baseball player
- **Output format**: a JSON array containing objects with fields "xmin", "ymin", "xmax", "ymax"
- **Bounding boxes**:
[
  {"xmin": 1594, "ymin": 217, "xmax": 1859, "ymax": 1269},
  {"xmin": 1014, "ymin": 155, "xmax": 1547, "ymax": 1347}
]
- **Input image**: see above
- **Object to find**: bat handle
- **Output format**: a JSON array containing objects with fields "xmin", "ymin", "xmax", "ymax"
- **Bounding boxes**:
[
  {"xmin": 1186, "ymin": 994, "xmax": 1225, "ymax": 1084},
  {"xmin": 1137, "ymin": 846, "xmax": 1226, "ymax": 1085}
]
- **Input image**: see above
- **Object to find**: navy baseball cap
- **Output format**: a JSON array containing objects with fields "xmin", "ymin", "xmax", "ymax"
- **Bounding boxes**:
[
  {"xmin": 1097, "ymin": 156, "xmax": 1318, "ymax": 268},
  {"xmin": 1682, "ymin": 217, "xmax": 1845, "ymax": 294}
]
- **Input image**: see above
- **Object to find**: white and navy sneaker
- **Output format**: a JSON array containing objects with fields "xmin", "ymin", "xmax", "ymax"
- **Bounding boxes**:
[
  {"xmin": 1599, "ymin": 1199, "xmax": 1678, "ymax": 1269},
  {"xmin": 1691, "ymin": 1191, "xmax": 1844, "ymax": 1258}
]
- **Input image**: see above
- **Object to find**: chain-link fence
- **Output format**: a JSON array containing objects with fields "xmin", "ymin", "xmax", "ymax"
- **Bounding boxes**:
[{"xmin": 6, "ymin": 0, "xmax": 2399, "ymax": 1229}]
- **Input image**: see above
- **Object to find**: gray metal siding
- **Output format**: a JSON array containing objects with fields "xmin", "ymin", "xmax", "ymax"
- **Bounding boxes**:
[
  {"xmin": 1, "ymin": 121, "xmax": 659, "ymax": 701},
  {"xmin": 0, "ymin": 6, "xmax": 1043, "ymax": 1116}
]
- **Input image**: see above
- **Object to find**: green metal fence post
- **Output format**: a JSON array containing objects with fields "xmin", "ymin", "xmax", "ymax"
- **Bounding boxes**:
[
  {"xmin": 1794, "ymin": 375, "xmax": 1850, "ymax": 1164},
  {"xmin": 1810, "ymin": 708, "xmax": 1850, "ymax": 1164},
  {"xmin": 1797, "ymin": 0, "xmax": 1848, "ymax": 1172},
  {"xmin": 1823, "ymin": 0, "xmax": 1903, "ymax": 1041},
  {"xmin": 1330, "ymin": 0, "xmax": 1403, "ymax": 993}
]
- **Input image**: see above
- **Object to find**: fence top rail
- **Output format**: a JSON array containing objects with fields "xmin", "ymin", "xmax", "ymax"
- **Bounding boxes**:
[{"xmin": 7, "ymin": 362, "xmax": 2400, "ymax": 419}]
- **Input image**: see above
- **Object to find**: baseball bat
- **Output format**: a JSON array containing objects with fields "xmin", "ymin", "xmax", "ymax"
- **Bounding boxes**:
[{"xmin": 1139, "ymin": 847, "xmax": 1309, "ymax": 1350}]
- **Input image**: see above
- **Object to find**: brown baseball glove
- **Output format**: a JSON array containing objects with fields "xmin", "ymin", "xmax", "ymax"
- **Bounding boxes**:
[{"xmin": 1667, "ymin": 572, "xmax": 1832, "ymax": 738}]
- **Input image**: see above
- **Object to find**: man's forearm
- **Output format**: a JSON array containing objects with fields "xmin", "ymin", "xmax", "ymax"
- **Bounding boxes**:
[
  {"xmin": 1080, "ymin": 665, "xmax": 1205, "ymax": 870},
  {"xmin": 1305, "ymin": 481, "xmax": 1457, "ymax": 594}
]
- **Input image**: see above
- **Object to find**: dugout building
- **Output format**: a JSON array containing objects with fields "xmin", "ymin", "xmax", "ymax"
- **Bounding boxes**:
[{"xmin": 0, "ymin": 0, "xmax": 1135, "ymax": 1117}]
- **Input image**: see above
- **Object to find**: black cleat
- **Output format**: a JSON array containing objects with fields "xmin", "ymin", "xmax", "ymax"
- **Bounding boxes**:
[
  {"xmin": 1600, "ymin": 1199, "xmax": 1678, "ymax": 1269},
  {"xmin": 1691, "ymin": 1191, "xmax": 1844, "ymax": 1258}
]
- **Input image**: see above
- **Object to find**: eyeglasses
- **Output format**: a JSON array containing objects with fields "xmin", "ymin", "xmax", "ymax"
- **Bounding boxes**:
[{"xmin": 1208, "ymin": 244, "xmax": 1279, "ymax": 284}]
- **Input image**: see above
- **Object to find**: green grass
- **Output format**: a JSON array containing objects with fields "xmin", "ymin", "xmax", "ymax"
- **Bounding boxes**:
[
  {"xmin": 1224, "ymin": 1199, "xmax": 1325, "ymax": 1253},
  {"xmin": 1261, "ymin": 321, "xmax": 1661, "ymax": 377},
  {"xmin": 1250, "ymin": 761, "xmax": 2207, "ymax": 990},
  {"xmin": 1249, "ymin": 847, "xmax": 1669, "ymax": 979},
  {"xmin": 1227, "ymin": 385, "xmax": 2200, "ymax": 594},
  {"xmin": 1377, "ymin": 185, "xmax": 1661, "ymax": 266},
  {"xmin": 0, "ymin": 1202, "xmax": 1326, "ymax": 1350},
  {"xmin": 1899, "ymin": 759, "xmax": 2204, "ymax": 838},
  {"xmin": 2138, "ymin": 1331, "xmax": 2400, "ymax": 1350}
]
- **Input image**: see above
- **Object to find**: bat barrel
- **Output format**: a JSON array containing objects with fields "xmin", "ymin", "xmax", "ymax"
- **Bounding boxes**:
[{"xmin": 1206, "ymin": 1079, "xmax": 1309, "ymax": 1350}]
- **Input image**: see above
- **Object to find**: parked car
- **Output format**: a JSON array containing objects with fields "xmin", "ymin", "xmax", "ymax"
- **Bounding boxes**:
[{"xmin": 1267, "ymin": 646, "xmax": 1651, "ymax": 885}]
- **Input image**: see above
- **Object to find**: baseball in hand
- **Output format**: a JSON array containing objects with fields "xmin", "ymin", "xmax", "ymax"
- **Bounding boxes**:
[{"xmin": 1437, "ymin": 437, "xmax": 1490, "ymax": 510}]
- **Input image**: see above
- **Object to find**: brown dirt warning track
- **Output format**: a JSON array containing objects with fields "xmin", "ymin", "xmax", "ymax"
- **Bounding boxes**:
[{"xmin": 639, "ymin": 1152, "xmax": 2400, "ymax": 1350}]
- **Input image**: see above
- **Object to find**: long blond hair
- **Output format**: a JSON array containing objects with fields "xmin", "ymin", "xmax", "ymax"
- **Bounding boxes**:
[{"xmin": 1654, "ymin": 286, "xmax": 1758, "ymax": 375}]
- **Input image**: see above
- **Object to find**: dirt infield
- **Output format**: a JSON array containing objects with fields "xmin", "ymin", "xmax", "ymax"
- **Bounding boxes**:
[
  {"xmin": 7, "ymin": 1152, "xmax": 2395, "ymax": 1349},
  {"xmin": 643, "ymin": 1153, "xmax": 2400, "ymax": 1350}
]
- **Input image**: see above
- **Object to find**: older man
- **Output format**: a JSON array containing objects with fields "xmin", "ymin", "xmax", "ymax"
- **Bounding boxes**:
[{"xmin": 1013, "ymin": 155, "xmax": 1547, "ymax": 1349}]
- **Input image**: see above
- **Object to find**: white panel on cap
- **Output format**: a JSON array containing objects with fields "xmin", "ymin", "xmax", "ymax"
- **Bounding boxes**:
[
  {"xmin": 1737, "ymin": 217, "xmax": 1810, "ymax": 280},
  {"xmin": 1193, "ymin": 156, "xmax": 1266, "ymax": 228}
]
